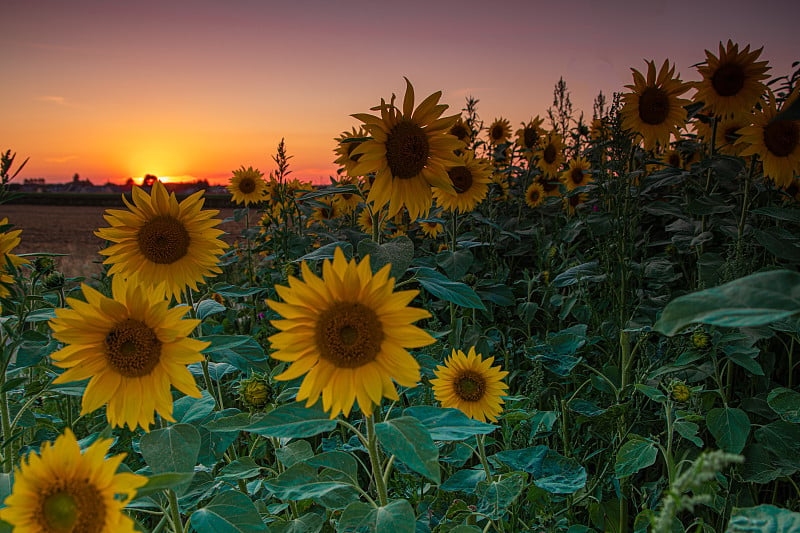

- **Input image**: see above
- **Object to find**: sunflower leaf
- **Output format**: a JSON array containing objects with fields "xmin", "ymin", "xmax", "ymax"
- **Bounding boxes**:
[
  {"xmin": 375, "ymin": 416, "xmax": 441, "ymax": 484},
  {"xmin": 338, "ymin": 499, "xmax": 416, "ymax": 533},
  {"xmin": 357, "ymin": 236, "xmax": 414, "ymax": 280},
  {"xmin": 403, "ymin": 406, "xmax": 498, "ymax": 441},
  {"xmin": 243, "ymin": 402, "xmax": 336, "ymax": 438},
  {"xmin": 411, "ymin": 266, "xmax": 485, "ymax": 310},
  {"xmin": 189, "ymin": 490, "xmax": 267, "ymax": 533}
]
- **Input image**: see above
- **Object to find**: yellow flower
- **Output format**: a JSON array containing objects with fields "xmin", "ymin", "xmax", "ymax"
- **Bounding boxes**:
[
  {"xmin": 227, "ymin": 166, "xmax": 267, "ymax": 206},
  {"xmin": 671, "ymin": 382, "xmax": 692, "ymax": 403},
  {"xmin": 334, "ymin": 126, "xmax": 369, "ymax": 176},
  {"xmin": 488, "ymin": 117, "xmax": 512, "ymax": 145},
  {"xmin": 96, "ymin": 180, "xmax": 228, "ymax": 301},
  {"xmin": 694, "ymin": 40, "xmax": 770, "ymax": 118},
  {"xmin": 49, "ymin": 277, "xmax": 207, "ymax": 431},
  {"xmin": 431, "ymin": 347, "xmax": 508, "ymax": 422},
  {"xmin": 332, "ymin": 176, "xmax": 362, "ymax": 215},
  {"xmin": 691, "ymin": 329, "xmax": 711, "ymax": 350},
  {"xmin": 589, "ymin": 117, "xmax": 609, "ymax": 141},
  {"xmin": 307, "ymin": 198, "xmax": 339, "ymax": 227},
  {"xmin": 736, "ymin": 89, "xmax": 800, "ymax": 188},
  {"xmin": 515, "ymin": 117, "xmax": 545, "ymax": 158},
  {"xmin": 525, "ymin": 182, "xmax": 545, "ymax": 208},
  {"xmin": 449, "ymin": 117, "xmax": 474, "ymax": 147},
  {"xmin": 695, "ymin": 114, "xmax": 752, "ymax": 156},
  {"xmin": 535, "ymin": 132, "xmax": 566, "ymax": 177},
  {"xmin": 419, "ymin": 220, "xmax": 444, "ymax": 238},
  {"xmin": 621, "ymin": 59, "xmax": 691, "ymax": 151},
  {"xmin": 432, "ymin": 150, "xmax": 492, "ymax": 213},
  {"xmin": 266, "ymin": 247, "xmax": 434, "ymax": 418},
  {"xmin": 560, "ymin": 157, "xmax": 592, "ymax": 192},
  {"xmin": 351, "ymin": 78, "xmax": 464, "ymax": 220},
  {"xmin": 0, "ymin": 429, "xmax": 147, "ymax": 533},
  {"xmin": 0, "ymin": 218, "xmax": 29, "ymax": 305},
  {"xmin": 357, "ymin": 207, "xmax": 386, "ymax": 235}
]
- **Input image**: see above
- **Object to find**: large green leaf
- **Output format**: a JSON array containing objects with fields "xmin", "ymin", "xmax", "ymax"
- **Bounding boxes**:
[
  {"xmin": 199, "ymin": 335, "xmax": 268, "ymax": 371},
  {"xmin": 358, "ymin": 236, "xmax": 414, "ymax": 280},
  {"xmin": 133, "ymin": 472, "xmax": 197, "ymax": 499},
  {"xmin": 217, "ymin": 458, "xmax": 262, "ymax": 482},
  {"xmin": 437, "ymin": 248, "xmax": 474, "ymax": 281},
  {"xmin": 139, "ymin": 424, "xmax": 201, "ymax": 474},
  {"xmin": 476, "ymin": 473, "xmax": 526, "ymax": 520},
  {"xmin": 403, "ymin": 406, "xmax": 498, "ymax": 440},
  {"xmin": 707, "ymin": 407, "xmax": 750, "ymax": 454},
  {"xmin": 411, "ymin": 267, "xmax": 485, "ymax": 309},
  {"xmin": 493, "ymin": 446, "xmax": 586, "ymax": 494},
  {"xmin": 615, "ymin": 438, "xmax": 658, "ymax": 479},
  {"xmin": 338, "ymin": 499, "xmax": 416, "ymax": 533},
  {"xmin": 440, "ymin": 468, "xmax": 487, "ymax": 494},
  {"xmin": 268, "ymin": 513, "xmax": 325, "ymax": 533},
  {"xmin": 767, "ymin": 387, "xmax": 800, "ymax": 423},
  {"xmin": 654, "ymin": 270, "xmax": 800, "ymax": 335},
  {"xmin": 726, "ymin": 504, "xmax": 800, "ymax": 532},
  {"xmin": 189, "ymin": 490, "xmax": 267, "ymax": 533},
  {"xmin": 242, "ymin": 403, "xmax": 337, "ymax": 438},
  {"xmin": 263, "ymin": 463, "xmax": 359, "ymax": 509},
  {"xmin": 375, "ymin": 416, "xmax": 440, "ymax": 484}
]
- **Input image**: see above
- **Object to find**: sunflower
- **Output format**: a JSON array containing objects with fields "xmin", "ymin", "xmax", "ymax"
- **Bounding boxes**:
[
  {"xmin": 699, "ymin": 115, "xmax": 752, "ymax": 156},
  {"xmin": 660, "ymin": 149, "xmax": 683, "ymax": 168},
  {"xmin": 49, "ymin": 277, "xmax": 207, "ymax": 430},
  {"xmin": 419, "ymin": 220, "xmax": 444, "ymax": 238},
  {"xmin": 449, "ymin": 117, "xmax": 473, "ymax": 147},
  {"xmin": 525, "ymin": 182, "xmax": 545, "ymax": 208},
  {"xmin": 535, "ymin": 132, "xmax": 566, "ymax": 177},
  {"xmin": 560, "ymin": 157, "xmax": 593, "ymax": 192},
  {"xmin": 737, "ymin": 89, "xmax": 800, "ymax": 188},
  {"xmin": 96, "ymin": 180, "xmax": 228, "ymax": 301},
  {"xmin": 334, "ymin": 126, "xmax": 369, "ymax": 176},
  {"xmin": 266, "ymin": 247, "xmax": 435, "ymax": 418},
  {"xmin": 487, "ymin": 117, "xmax": 512, "ymax": 146},
  {"xmin": 695, "ymin": 40, "xmax": 770, "ymax": 118},
  {"xmin": 228, "ymin": 166, "xmax": 267, "ymax": 206},
  {"xmin": 307, "ymin": 198, "xmax": 339, "ymax": 227},
  {"xmin": 563, "ymin": 192, "xmax": 589, "ymax": 215},
  {"xmin": 589, "ymin": 117, "xmax": 609, "ymax": 141},
  {"xmin": 431, "ymin": 347, "xmax": 508, "ymax": 422},
  {"xmin": 515, "ymin": 117, "xmax": 545, "ymax": 158},
  {"xmin": 0, "ymin": 429, "xmax": 147, "ymax": 533},
  {"xmin": 351, "ymin": 78, "xmax": 464, "ymax": 220},
  {"xmin": 432, "ymin": 150, "xmax": 492, "ymax": 213},
  {"xmin": 332, "ymin": 176, "xmax": 361, "ymax": 215},
  {"xmin": 621, "ymin": 59, "xmax": 691, "ymax": 151},
  {"xmin": 0, "ymin": 218, "xmax": 28, "ymax": 304},
  {"xmin": 357, "ymin": 207, "xmax": 386, "ymax": 235}
]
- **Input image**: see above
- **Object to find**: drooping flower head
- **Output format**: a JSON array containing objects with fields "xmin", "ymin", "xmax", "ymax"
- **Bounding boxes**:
[
  {"xmin": 431, "ymin": 347, "xmax": 509, "ymax": 422},
  {"xmin": 694, "ymin": 40, "xmax": 770, "ymax": 118},
  {"xmin": 432, "ymin": 150, "xmax": 492, "ymax": 213},
  {"xmin": 49, "ymin": 277, "xmax": 207, "ymax": 430},
  {"xmin": 96, "ymin": 180, "xmax": 228, "ymax": 301},
  {"xmin": 621, "ymin": 59, "xmax": 691, "ymax": 151},
  {"xmin": 0, "ymin": 429, "xmax": 147, "ymax": 533},
  {"xmin": 736, "ymin": 89, "xmax": 800, "ymax": 188},
  {"xmin": 266, "ymin": 247, "xmax": 435, "ymax": 418},
  {"xmin": 350, "ymin": 78, "xmax": 465, "ymax": 220},
  {"xmin": 228, "ymin": 166, "xmax": 267, "ymax": 206}
]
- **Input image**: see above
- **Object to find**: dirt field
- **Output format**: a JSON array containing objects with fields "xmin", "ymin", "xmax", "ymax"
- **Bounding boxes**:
[{"xmin": 2, "ymin": 204, "xmax": 246, "ymax": 279}]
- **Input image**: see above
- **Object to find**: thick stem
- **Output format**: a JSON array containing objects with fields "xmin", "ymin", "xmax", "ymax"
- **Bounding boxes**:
[
  {"xmin": 167, "ymin": 489, "xmax": 183, "ymax": 533},
  {"xmin": 476, "ymin": 434, "xmax": 493, "ymax": 481},
  {"xmin": 366, "ymin": 413, "xmax": 388, "ymax": 506}
]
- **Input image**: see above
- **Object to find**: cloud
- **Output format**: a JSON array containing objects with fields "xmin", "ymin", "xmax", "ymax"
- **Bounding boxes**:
[
  {"xmin": 37, "ymin": 95, "xmax": 67, "ymax": 105},
  {"xmin": 45, "ymin": 155, "xmax": 79, "ymax": 163}
]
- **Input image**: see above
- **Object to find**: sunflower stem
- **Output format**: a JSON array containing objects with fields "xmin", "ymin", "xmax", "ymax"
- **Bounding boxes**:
[
  {"xmin": 167, "ymin": 489, "xmax": 183, "ymax": 533},
  {"xmin": 366, "ymin": 412, "xmax": 389, "ymax": 506},
  {"xmin": 476, "ymin": 434, "xmax": 492, "ymax": 481}
]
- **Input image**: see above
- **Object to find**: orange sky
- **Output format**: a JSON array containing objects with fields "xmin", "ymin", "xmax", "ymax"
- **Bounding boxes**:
[{"xmin": 1, "ymin": 0, "xmax": 798, "ymax": 185}]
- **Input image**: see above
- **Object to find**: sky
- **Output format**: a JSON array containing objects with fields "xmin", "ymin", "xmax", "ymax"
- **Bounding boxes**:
[{"xmin": 1, "ymin": 0, "xmax": 798, "ymax": 185}]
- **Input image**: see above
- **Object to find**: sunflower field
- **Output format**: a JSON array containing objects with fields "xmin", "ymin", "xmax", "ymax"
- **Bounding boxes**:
[{"xmin": 2, "ymin": 41, "xmax": 800, "ymax": 532}]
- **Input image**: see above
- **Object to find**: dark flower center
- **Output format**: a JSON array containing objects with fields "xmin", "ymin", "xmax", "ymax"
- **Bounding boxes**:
[
  {"xmin": 454, "ymin": 371, "xmax": 486, "ymax": 401},
  {"xmin": 316, "ymin": 302, "xmax": 384, "ymax": 368},
  {"xmin": 523, "ymin": 127, "xmax": 539, "ymax": 149},
  {"xmin": 638, "ymin": 87, "xmax": 670, "ymax": 125},
  {"xmin": 448, "ymin": 166, "xmax": 473, "ymax": 193},
  {"xmin": 667, "ymin": 152, "xmax": 681, "ymax": 167},
  {"xmin": 763, "ymin": 120, "xmax": 800, "ymax": 158},
  {"xmin": 385, "ymin": 120, "xmax": 430, "ymax": 179},
  {"xmin": 543, "ymin": 143, "xmax": 557, "ymax": 164},
  {"xmin": 723, "ymin": 126, "xmax": 742, "ymax": 144},
  {"xmin": 39, "ymin": 479, "xmax": 105, "ymax": 533},
  {"xmin": 106, "ymin": 319, "xmax": 162, "ymax": 378},
  {"xmin": 711, "ymin": 62, "xmax": 745, "ymax": 97},
  {"xmin": 450, "ymin": 124, "xmax": 469, "ymax": 142},
  {"xmin": 239, "ymin": 178, "xmax": 256, "ymax": 194},
  {"xmin": 137, "ymin": 215, "xmax": 190, "ymax": 264},
  {"xmin": 490, "ymin": 124, "xmax": 505, "ymax": 141},
  {"xmin": 570, "ymin": 167, "xmax": 585, "ymax": 185}
]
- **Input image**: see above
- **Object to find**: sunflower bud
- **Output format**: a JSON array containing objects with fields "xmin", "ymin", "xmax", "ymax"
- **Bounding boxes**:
[
  {"xmin": 33, "ymin": 256, "xmax": 56, "ymax": 274},
  {"xmin": 42, "ymin": 271, "xmax": 65, "ymax": 290},
  {"xmin": 691, "ymin": 329, "xmax": 711, "ymax": 350},
  {"xmin": 542, "ymin": 270, "xmax": 550, "ymax": 284},
  {"xmin": 238, "ymin": 374, "xmax": 272, "ymax": 410},
  {"xmin": 671, "ymin": 382, "xmax": 691, "ymax": 403}
]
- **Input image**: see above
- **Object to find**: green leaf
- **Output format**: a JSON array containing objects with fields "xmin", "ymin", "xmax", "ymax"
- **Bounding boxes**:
[
  {"xmin": 200, "ymin": 335, "xmax": 267, "ymax": 371},
  {"xmin": 189, "ymin": 490, "xmax": 267, "ymax": 533},
  {"xmin": 767, "ymin": 387, "xmax": 800, "ymax": 423},
  {"xmin": 195, "ymin": 299, "xmax": 226, "ymax": 320},
  {"xmin": 440, "ymin": 468, "xmax": 487, "ymax": 493},
  {"xmin": 476, "ymin": 473, "xmax": 526, "ymax": 520},
  {"xmin": 635, "ymin": 384, "xmax": 667, "ymax": 403},
  {"xmin": 726, "ymin": 504, "xmax": 800, "ymax": 532},
  {"xmin": 740, "ymin": 444, "xmax": 788, "ymax": 484},
  {"xmin": 358, "ymin": 236, "xmax": 414, "ymax": 280},
  {"xmin": 411, "ymin": 267, "xmax": 485, "ymax": 310},
  {"xmin": 754, "ymin": 228, "xmax": 800, "ymax": 262},
  {"xmin": 654, "ymin": 270, "xmax": 800, "ymax": 335},
  {"xmin": 338, "ymin": 499, "xmax": 415, "ymax": 533},
  {"xmin": 263, "ymin": 463, "xmax": 359, "ymax": 509},
  {"xmin": 752, "ymin": 206, "xmax": 800, "ymax": 224},
  {"xmin": 217, "ymin": 457, "xmax": 262, "ymax": 482},
  {"xmin": 139, "ymin": 424, "xmax": 201, "ymax": 474},
  {"xmin": 756, "ymin": 421, "xmax": 800, "ymax": 468},
  {"xmin": 493, "ymin": 446, "xmax": 586, "ymax": 494},
  {"xmin": 552, "ymin": 261, "xmax": 605, "ymax": 287},
  {"xmin": 305, "ymin": 451, "xmax": 359, "ymax": 484},
  {"xmin": 674, "ymin": 420, "xmax": 703, "ymax": 448},
  {"xmin": 295, "ymin": 241, "xmax": 353, "ymax": 262},
  {"xmin": 707, "ymin": 407, "xmax": 750, "ymax": 454},
  {"xmin": 133, "ymin": 472, "xmax": 197, "ymax": 499},
  {"xmin": 209, "ymin": 283, "xmax": 266, "ymax": 298},
  {"xmin": 268, "ymin": 513, "xmax": 325, "ymax": 533},
  {"xmin": 275, "ymin": 440, "xmax": 314, "ymax": 468},
  {"xmin": 436, "ymin": 248, "xmax": 474, "ymax": 281},
  {"xmin": 568, "ymin": 399, "xmax": 606, "ymax": 417},
  {"xmin": 403, "ymin": 406, "xmax": 498, "ymax": 440},
  {"xmin": 615, "ymin": 438, "xmax": 658, "ymax": 478},
  {"xmin": 375, "ymin": 416, "xmax": 440, "ymax": 484},
  {"xmin": 243, "ymin": 403, "xmax": 336, "ymax": 438}
]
